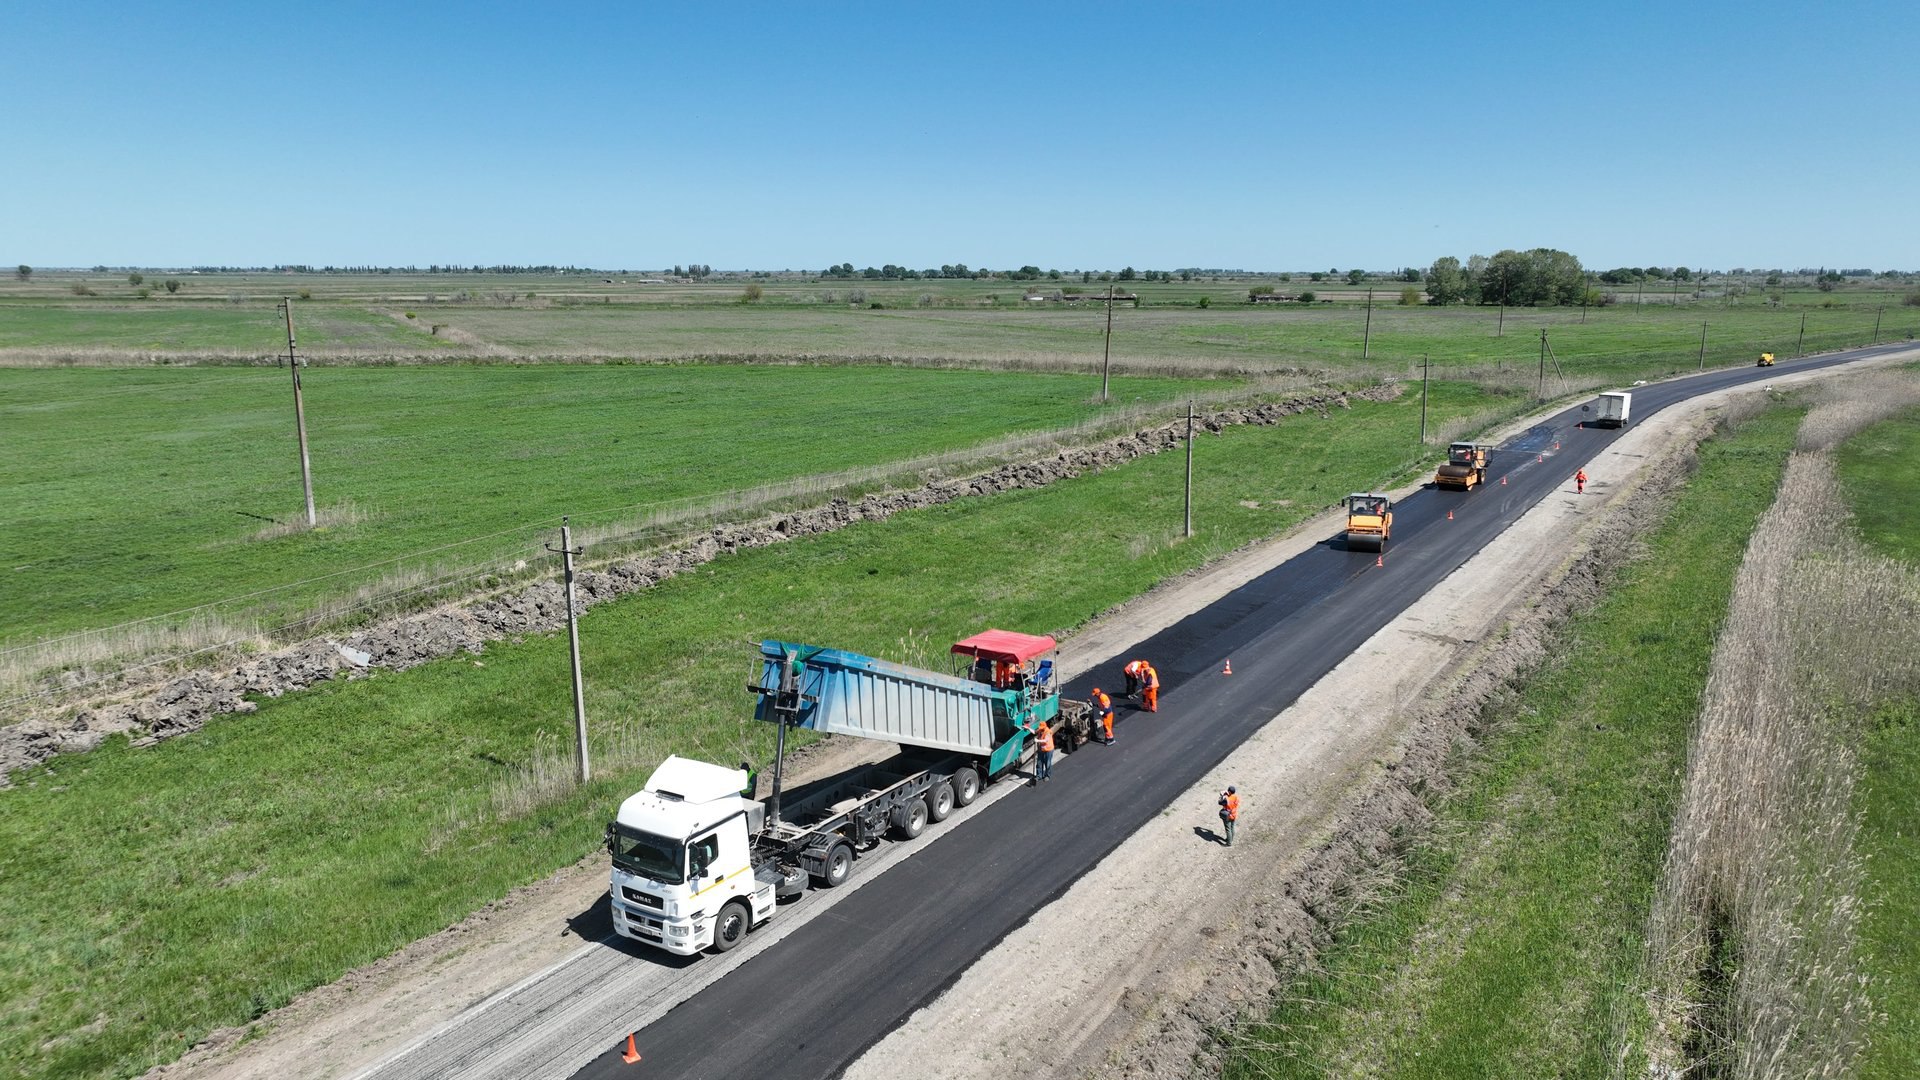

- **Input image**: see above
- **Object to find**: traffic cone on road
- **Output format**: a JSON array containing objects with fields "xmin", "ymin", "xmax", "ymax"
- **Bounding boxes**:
[
  {"xmin": 623, "ymin": 1033, "xmax": 642, "ymax": 1064},
  {"xmin": 1447, "ymin": 509, "xmax": 1453, "ymax": 520},
  {"xmin": 1375, "ymin": 553, "xmax": 1384, "ymax": 567},
  {"xmin": 1538, "ymin": 453, "xmax": 1545, "ymax": 463},
  {"xmin": 1501, "ymin": 475, "xmax": 1508, "ymax": 485},
  {"xmin": 1222, "ymin": 659, "xmax": 1233, "ymax": 676}
]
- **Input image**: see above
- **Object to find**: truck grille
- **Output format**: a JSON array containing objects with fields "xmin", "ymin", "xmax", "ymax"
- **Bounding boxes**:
[{"xmin": 622, "ymin": 886, "xmax": 664, "ymax": 911}]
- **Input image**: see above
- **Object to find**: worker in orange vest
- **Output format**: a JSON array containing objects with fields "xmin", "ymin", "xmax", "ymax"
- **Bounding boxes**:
[
  {"xmin": 1141, "ymin": 664, "xmax": 1160, "ymax": 713},
  {"xmin": 1218, "ymin": 785, "xmax": 1239, "ymax": 846},
  {"xmin": 1575, "ymin": 468, "xmax": 1587, "ymax": 495},
  {"xmin": 1024, "ymin": 718, "xmax": 1055, "ymax": 783},
  {"xmin": 1122, "ymin": 659, "xmax": 1150, "ymax": 698},
  {"xmin": 1090, "ymin": 687, "xmax": 1115, "ymax": 744}
]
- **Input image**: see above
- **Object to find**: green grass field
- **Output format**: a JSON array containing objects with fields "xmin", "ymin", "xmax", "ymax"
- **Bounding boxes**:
[
  {"xmin": 0, "ymin": 364, "xmax": 1228, "ymax": 646},
  {"xmin": 1838, "ymin": 405, "xmax": 1920, "ymax": 1077},
  {"xmin": 0, "ymin": 379, "xmax": 1496, "ymax": 1079},
  {"xmin": 1222, "ymin": 403, "xmax": 1807, "ymax": 1079}
]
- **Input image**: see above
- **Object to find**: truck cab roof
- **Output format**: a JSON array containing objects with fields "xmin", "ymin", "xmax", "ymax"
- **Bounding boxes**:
[{"xmin": 617, "ymin": 756, "xmax": 749, "ymax": 838}]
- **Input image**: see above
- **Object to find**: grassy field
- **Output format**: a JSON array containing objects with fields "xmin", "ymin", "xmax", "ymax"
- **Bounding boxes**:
[
  {"xmin": 1222, "ymin": 402, "xmax": 1806, "ymax": 1079},
  {"xmin": 1837, "ymin": 405, "xmax": 1920, "ymax": 1077},
  {"xmin": 0, "ymin": 378, "xmax": 1500, "ymax": 1079},
  {"xmin": 0, "ymin": 364, "xmax": 1226, "ymax": 646}
]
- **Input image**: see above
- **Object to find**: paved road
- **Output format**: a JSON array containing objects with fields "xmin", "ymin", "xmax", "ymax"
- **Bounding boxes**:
[{"xmin": 360, "ymin": 346, "xmax": 1907, "ymax": 1080}]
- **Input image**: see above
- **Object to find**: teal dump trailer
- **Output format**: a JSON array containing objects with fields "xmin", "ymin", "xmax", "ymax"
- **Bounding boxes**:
[{"xmin": 753, "ymin": 636, "xmax": 1062, "ymax": 778}]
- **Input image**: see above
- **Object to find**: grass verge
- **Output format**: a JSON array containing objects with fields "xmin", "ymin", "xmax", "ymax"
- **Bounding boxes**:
[
  {"xmin": 1838, "ymin": 404, "xmax": 1920, "ymax": 1077},
  {"xmin": 0, "ymin": 379, "xmax": 1489, "ymax": 1079},
  {"xmin": 1221, "ymin": 400, "xmax": 1806, "ymax": 1078}
]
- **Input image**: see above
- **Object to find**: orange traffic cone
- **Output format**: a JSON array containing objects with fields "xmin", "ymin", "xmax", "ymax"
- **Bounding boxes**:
[
  {"xmin": 1555, "ymin": 441, "xmax": 1561, "ymax": 450},
  {"xmin": 1375, "ymin": 553, "xmax": 1384, "ymax": 567},
  {"xmin": 622, "ymin": 1033, "xmax": 642, "ymax": 1064},
  {"xmin": 1222, "ymin": 659, "xmax": 1233, "ymax": 676},
  {"xmin": 1538, "ymin": 453, "xmax": 1545, "ymax": 463},
  {"xmin": 1501, "ymin": 475, "xmax": 1508, "ymax": 485},
  {"xmin": 1447, "ymin": 509, "xmax": 1453, "ymax": 520}
]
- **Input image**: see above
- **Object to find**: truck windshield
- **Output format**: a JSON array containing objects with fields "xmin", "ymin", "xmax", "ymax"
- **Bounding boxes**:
[{"xmin": 610, "ymin": 826, "xmax": 685, "ymax": 885}]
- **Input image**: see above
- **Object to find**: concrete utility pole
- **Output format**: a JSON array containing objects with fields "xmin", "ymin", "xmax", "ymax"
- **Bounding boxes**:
[
  {"xmin": 1419, "ymin": 354, "xmax": 1430, "ymax": 445},
  {"xmin": 1797, "ymin": 313, "xmax": 1807, "ymax": 356},
  {"xmin": 281, "ymin": 298, "xmax": 317, "ymax": 527},
  {"xmin": 1184, "ymin": 400, "xmax": 1195, "ymax": 539},
  {"xmin": 1362, "ymin": 287, "xmax": 1374, "ymax": 359},
  {"xmin": 1101, "ymin": 285, "xmax": 1115, "ymax": 403},
  {"xmin": 1698, "ymin": 321, "xmax": 1709, "ymax": 370},
  {"xmin": 1873, "ymin": 307, "xmax": 1883, "ymax": 344},
  {"xmin": 546, "ymin": 517, "xmax": 591, "ymax": 784},
  {"xmin": 1537, "ymin": 329, "xmax": 1548, "ymax": 399}
]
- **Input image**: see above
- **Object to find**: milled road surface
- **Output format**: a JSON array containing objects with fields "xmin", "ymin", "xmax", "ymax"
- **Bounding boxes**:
[{"xmin": 351, "ymin": 345, "xmax": 1911, "ymax": 1080}]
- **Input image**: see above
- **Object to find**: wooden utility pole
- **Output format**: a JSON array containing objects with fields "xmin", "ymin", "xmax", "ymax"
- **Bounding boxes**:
[
  {"xmin": 1101, "ymin": 285, "xmax": 1115, "ymax": 403},
  {"xmin": 1796, "ymin": 313, "xmax": 1806, "ymax": 356},
  {"xmin": 281, "ymin": 298, "xmax": 317, "ymax": 527},
  {"xmin": 1184, "ymin": 400, "xmax": 1194, "ymax": 538},
  {"xmin": 1873, "ymin": 307, "xmax": 1883, "ymax": 344},
  {"xmin": 1419, "ymin": 354, "xmax": 1430, "ymax": 445},
  {"xmin": 1362, "ymin": 287, "xmax": 1374, "ymax": 359},
  {"xmin": 1580, "ymin": 273, "xmax": 1591, "ymax": 324},
  {"xmin": 1698, "ymin": 321, "xmax": 1709, "ymax": 370},
  {"xmin": 546, "ymin": 517, "xmax": 590, "ymax": 784},
  {"xmin": 1537, "ymin": 329, "xmax": 1548, "ymax": 399}
]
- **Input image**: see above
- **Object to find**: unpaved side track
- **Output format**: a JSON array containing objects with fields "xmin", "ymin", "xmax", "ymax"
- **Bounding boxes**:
[{"xmin": 839, "ymin": 353, "xmax": 1914, "ymax": 1080}]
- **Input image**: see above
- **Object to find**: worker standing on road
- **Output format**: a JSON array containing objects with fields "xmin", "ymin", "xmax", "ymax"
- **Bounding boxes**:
[
  {"xmin": 1218, "ymin": 786, "xmax": 1239, "ymax": 846},
  {"xmin": 1024, "ymin": 719, "xmax": 1055, "ymax": 783},
  {"xmin": 1091, "ymin": 687, "xmax": 1115, "ymax": 744},
  {"xmin": 1122, "ymin": 659, "xmax": 1149, "ymax": 698},
  {"xmin": 1142, "ymin": 664, "xmax": 1160, "ymax": 713},
  {"xmin": 1575, "ymin": 468, "xmax": 1588, "ymax": 495}
]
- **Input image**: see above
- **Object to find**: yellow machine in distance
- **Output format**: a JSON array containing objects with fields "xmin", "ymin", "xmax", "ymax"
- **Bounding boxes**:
[
  {"xmin": 1344, "ymin": 492, "xmax": 1393, "ymax": 551},
  {"xmin": 1757, "ymin": 352, "xmax": 1775, "ymax": 367},
  {"xmin": 1434, "ymin": 442, "xmax": 1493, "ymax": 490}
]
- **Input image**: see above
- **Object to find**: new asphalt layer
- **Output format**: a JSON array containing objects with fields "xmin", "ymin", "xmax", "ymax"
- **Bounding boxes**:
[{"xmin": 542, "ymin": 345, "xmax": 1909, "ymax": 1079}]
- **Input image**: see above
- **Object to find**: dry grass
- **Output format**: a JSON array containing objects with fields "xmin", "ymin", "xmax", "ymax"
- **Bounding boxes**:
[{"xmin": 1633, "ymin": 372, "xmax": 1920, "ymax": 1079}]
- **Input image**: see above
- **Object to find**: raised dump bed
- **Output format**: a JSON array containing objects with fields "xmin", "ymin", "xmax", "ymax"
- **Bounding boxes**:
[{"xmin": 754, "ymin": 640, "xmax": 1038, "ymax": 756}]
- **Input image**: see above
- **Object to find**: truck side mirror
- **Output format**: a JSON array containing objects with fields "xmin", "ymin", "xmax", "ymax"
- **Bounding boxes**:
[{"xmin": 603, "ymin": 822, "xmax": 616, "ymax": 851}]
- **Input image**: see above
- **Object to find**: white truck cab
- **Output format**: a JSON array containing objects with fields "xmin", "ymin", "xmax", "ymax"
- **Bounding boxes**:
[{"xmin": 607, "ymin": 756, "xmax": 776, "ymax": 955}]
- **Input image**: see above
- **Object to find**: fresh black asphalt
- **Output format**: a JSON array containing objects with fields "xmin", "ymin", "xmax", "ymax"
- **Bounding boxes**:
[{"xmin": 576, "ymin": 344, "xmax": 1906, "ymax": 1079}]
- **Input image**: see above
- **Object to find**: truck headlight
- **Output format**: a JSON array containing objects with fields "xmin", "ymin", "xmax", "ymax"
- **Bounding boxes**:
[{"xmin": 668, "ymin": 924, "xmax": 688, "ymax": 937}]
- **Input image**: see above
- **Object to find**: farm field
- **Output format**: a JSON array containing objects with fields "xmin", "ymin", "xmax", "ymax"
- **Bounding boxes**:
[
  {"xmin": 0, "ymin": 380, "xmax": 1494, "ymax": 1080},
  {"xmin": 0, "ymin": 364, "xmax": 1224, "ymax": 646},
  {"xmin": 1223, "ymin": 401, "xmax": 1806, "ymax": 1078}
]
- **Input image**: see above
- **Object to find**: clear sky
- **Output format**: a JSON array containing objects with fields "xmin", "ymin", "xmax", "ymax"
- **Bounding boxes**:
[{"xmin": 4, "ymin": 1, "xmax": 1915, "ymax": 272}]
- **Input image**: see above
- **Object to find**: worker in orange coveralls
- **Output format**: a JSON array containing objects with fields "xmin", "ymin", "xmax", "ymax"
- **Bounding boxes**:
[
  {"xmin": 1141, "ymin": 664, "xmax": 1160, "ymax": 713},
  {"xmin": 1122, "ymin": 658, "xmax": 1149, "ymax": 698},
  {"xmin": 1575, "ymin": 467, "xmax": 1588, "ymax": 495},
  {"xmin": 1090, "ymin": 687, "xmax": 1115, "ymax": 744}
]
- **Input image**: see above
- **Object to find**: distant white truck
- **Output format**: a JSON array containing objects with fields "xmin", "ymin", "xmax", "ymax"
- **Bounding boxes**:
[{"xmin": 1592, "ymin": 391, "xmax": 1631, "ymax": 428}]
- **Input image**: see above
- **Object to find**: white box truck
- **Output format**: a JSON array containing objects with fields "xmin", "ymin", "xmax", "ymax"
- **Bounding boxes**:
[{"xmin": 1592, "ymin": 391, "xmax": 1631, "ymax": 428}]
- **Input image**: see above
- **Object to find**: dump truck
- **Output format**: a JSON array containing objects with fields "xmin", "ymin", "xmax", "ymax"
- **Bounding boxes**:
[
  {"xmin": 1344, "ymin": 492, "xmax": 1393, "ymax": 551},
  {"xmin": 1434, "ymin": 442, "xmax": 1493, "ymax": 490},
  {"xmin": 1757, "ymin": 352, "xmax": 1775, "ymax": 367},
  {"xmin": 606, "ymin": 630, "xmax": 1083, "ymax": 956},
  {"xmin": 1591, "ymin": 391, "xmax": 1632, "ymax": 429}
]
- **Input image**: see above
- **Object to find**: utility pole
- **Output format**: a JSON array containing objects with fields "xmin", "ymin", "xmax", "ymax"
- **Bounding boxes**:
[
  {"xmin": 1101, "ymin": 284, "xmax": 1115, "ymax": 403},
  {"xmin": 280, "ymin": 298, "xmax": 317, "ymax": 528},
  {"xmin": 1873, "ymin": 307, "xmax": 1883, "ymax": 344},
  {"xmin": 1497, "ymin": 298, "xmax": 1506, "ymax": 338},
  {"xmin": 1698, "ymin": 321, "xmax": 1709, "ymax": 370},
  {"xmin": 1184, "ymin": 400, "xmax": 1194, "ymax": 539},
  {"xmin": 1796, "ymin": 313, "xmax": 1806, "ymax": 356},
  {"xmin": 1537, "ymin": 328, "xmax": 1548, "ymax": 399},
  {"xmin": 546, "ymin": 517, "xmax": 590, "ymax": 784},
  {"xmin": 1419, "ymin": 354, "xmax": 1430, "ymax": 445},
  {"xmin": 1580, "ymin": 273, "xmax": 1591, "ymax": 324},
  {"xmin": 1361, "ymin": 287, "xmax": 1374, "ymax": 359}
]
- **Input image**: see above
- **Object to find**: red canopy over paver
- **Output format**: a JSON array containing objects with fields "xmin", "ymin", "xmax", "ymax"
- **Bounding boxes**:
[{"xmin": 950, "ymin": 629, "xmax": 1057, "ymax": 664}]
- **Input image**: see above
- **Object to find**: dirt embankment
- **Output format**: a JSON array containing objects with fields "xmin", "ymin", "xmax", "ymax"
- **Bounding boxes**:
[{"xmin": 1, "ymin": 384, "xmax": 1401, "ymax": 785}]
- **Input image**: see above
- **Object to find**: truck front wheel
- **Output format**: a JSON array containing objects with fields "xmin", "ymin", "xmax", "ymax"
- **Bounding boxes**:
[{"xmin": 711, "ymin": 899, "xmax": 751, "ymax": 954}]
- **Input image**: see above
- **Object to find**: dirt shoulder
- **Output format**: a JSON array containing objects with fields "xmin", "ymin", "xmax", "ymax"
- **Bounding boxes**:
[{"xmin": 838, "ymin": 355, "xmax": 1912, "ymax": 1080}]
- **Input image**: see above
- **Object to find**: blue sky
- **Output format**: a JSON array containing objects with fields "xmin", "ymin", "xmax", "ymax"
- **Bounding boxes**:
[{"xmin": 4, "ymin": 1, "xmax": 1915, "ymax": 271}]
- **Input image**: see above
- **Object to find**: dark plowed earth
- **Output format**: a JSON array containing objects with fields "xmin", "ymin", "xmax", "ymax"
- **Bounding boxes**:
[{"xmin": 568, "ymin": 344, "xmax": 1908, "ymax": 1080}]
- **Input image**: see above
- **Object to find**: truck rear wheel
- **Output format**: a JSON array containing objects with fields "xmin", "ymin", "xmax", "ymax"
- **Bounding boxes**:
[
  {"xmin": 711, "ymin": 899, "xmax": 751, "ymax": 954},
  {"xmin": 951, "ymin": 766, "xmax": 982, "ymax": 806},
  {"xmin": 928, "ymin": 780, "xmax": 956, "ymax": 822},
  {"xmin": 893, "ymin": 796, "xmax": 929, "ymax": 840},
  {"xmin": 816, "ymin": 842, "xmax": 854, "ymax": 888}
]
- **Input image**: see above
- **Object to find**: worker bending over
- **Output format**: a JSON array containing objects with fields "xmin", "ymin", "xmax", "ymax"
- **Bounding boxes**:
[
  {"xmin": 1122, "ymin": 659, "xmax": 1150, "ymax": 698},
  {"xmin": 1090, "ymin": 687, "xmax": 1115, "ymax": 744}
]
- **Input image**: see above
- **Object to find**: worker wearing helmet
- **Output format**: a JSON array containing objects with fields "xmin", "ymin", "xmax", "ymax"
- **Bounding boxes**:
[
  {"xmin": 1218, "ymin": 785, "xmax": 1240, "ymax": 846},
  {"xmin": 1091, "ymin": 687, "xmax": 1115, "ymax": 744},
  {"xmin": 1575, "ymin": 468, "xmax": 1587, "ymax": 495},
  {"xmin": 1023, "ymin": 718, "xmax": 1055, "ymax": 783},
  {"xmin": 1122, "ymin": 659, "xmax": 1149, "ymax": 698},
  {"xmin": 1141, "ymin": 664, "xmax": 1160, "ymax": 713}
]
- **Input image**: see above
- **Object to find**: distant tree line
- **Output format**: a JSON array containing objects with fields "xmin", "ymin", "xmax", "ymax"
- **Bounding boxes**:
[{"xmin": 1424, "ymin": 248, "xmax": 1589, "ymax": 307}]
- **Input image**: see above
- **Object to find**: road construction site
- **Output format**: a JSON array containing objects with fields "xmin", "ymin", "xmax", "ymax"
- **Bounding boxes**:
[{"xmin": 135, "ymin": 342, "xmax": 1917, "ymax": 1080}]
